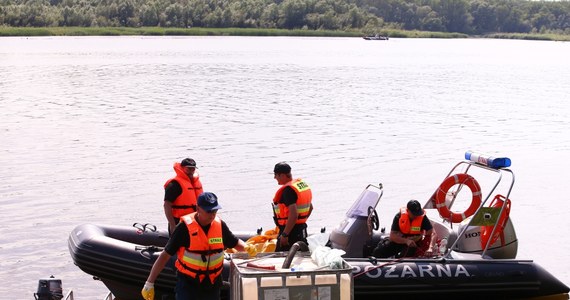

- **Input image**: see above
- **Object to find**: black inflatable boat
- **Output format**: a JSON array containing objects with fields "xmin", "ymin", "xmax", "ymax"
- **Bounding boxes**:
[{"xmin": 68, "ymin": 152, "xmax": 570, "ymax": 299}]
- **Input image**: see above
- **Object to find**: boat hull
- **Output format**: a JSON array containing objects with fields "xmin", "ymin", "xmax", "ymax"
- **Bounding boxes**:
[
  {"xmin": 363, "ymin": 36, "xmax": 389, "ymax": 40},
  {"xmin": 68, "ymin": 223, "xmax": 569, "ymax": 300},
  {"xmin": 351, "ymin": 257, "xmax": 569, "ymax": 299}
]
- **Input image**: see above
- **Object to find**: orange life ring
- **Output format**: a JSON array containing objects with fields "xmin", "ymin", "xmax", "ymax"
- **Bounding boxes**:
[
  {"xmin": 435, "ymin": 173, "xmax": 482, "ymax": 223},
  {"xmin": 480, "ymin": 194, "xmax": 511, "ymax": 249}
]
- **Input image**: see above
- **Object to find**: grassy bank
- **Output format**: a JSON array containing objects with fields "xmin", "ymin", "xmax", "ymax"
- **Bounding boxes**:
[
  {"xmin": 0, "ymin": 26, "xmax": 360, "ymax": 37},
  {"xmin": 483, "ymin": 32, "xmax": 570, "ymax": 42},
  {"xmin": 1, "ymin": 26, "xmax": 567, "ymax": 41},
  {"xmin": 0, "ymin": 26, "xmax": 467, "ymax": 38}
]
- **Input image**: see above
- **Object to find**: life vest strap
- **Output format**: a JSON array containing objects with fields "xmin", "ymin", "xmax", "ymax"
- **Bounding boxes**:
[{"xmin": 172, "ymin": 204, "xmax": 197, "ymax": 210}]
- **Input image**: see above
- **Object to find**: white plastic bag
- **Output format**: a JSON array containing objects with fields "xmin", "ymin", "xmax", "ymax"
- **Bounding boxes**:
[
  {"xmin": 311, "ymin": 245, "xmax": 346, "ymax": 269},
  {"xmin": 307, "ymin": 232, "xmax": 330, "ymax": 253}
]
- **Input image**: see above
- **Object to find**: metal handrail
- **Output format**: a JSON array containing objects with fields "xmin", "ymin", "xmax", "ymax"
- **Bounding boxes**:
[
  {"xmin": 102, "ymin": 291, "xmax": 114, "ymax": 300},
  {"xmin": 62, "ymin": 289, "xmax": 114, "ymax": 300},
  {"xmin": 440, "ymin": 160, "xmax": 515, "ymax": 258},
  {"xmin": 63, "ymin": 290, "xmax": 74, "ymax": 300}
]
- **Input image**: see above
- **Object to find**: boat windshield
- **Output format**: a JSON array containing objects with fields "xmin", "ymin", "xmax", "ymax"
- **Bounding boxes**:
[{"xmin": 345, "ymin": 185, "xmax": 382, "ymax": 218}]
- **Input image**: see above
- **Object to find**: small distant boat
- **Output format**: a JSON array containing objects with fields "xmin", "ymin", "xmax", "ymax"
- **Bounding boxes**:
[{"xmin": 363, "ymin": 34, "xmax": 389, "ymax": 40}]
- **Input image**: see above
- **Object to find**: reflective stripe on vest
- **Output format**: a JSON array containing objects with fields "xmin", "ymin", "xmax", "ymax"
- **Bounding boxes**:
[
  {"xmin": 175, "ymin": 213, "xmax": 224, "ymax": 283},
  {"xmin": 272, "ymin": 178, "xmax": 312, "ymax": 226}
]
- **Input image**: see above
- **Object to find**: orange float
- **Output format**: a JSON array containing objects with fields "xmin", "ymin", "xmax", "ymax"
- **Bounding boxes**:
[{"xmin": 435, "ymin": 173, "xmax": 482, "ymax": 223}]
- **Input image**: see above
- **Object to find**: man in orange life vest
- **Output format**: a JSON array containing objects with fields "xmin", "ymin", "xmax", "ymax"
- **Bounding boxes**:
[
  {"xmin": 142, "ymin": 192, "xmax": 254, "ymax": 300},
  {"xmin": 164, "ymin": 158, "xmax": 203, "ymax": 234},
  {"xmin": 272, "ymin": 162, "xmax": 313, "ymax": 251},
  {"xmin": 372, "ymin": 199, "xmax": 436, "ymax": 258}
]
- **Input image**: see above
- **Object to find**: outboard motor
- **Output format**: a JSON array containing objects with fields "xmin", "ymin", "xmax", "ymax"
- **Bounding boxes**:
[
  {"xmin": 34, "ymin": 276, "xmax": 63, "ymax": 300},
  {"xmin": 454, "ymin": 218, "xmax": 518, "ymax": 259}
]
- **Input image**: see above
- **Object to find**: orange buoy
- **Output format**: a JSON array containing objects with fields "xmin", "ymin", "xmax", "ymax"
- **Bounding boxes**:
[{"xmin": 435, "ymin": 173, "xmax": 482, "ymax": 223}]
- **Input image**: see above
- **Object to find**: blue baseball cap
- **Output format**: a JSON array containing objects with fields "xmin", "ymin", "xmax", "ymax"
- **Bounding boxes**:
[{"xmin": 197, "ymin": 192, "xmax": 222, "ymax": 212}]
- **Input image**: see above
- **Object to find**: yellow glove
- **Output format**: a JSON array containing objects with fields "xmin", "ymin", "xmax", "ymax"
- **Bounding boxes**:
[
  {"xmin": 141, "ymin": 281, "xmax": 155, "ymax": 300},
  {"xmin": 245, "ymin": 244, "xmax": 258, "ymax": 257}
]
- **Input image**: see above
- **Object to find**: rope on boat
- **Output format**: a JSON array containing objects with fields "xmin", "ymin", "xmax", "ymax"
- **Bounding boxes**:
[
  {"xmin": 354, "ymin": 247, "xmax": 409, "ymax": 278},
  {"xmin": 353, "ymin": 257, "xmax": 405, "ymax": 278}
]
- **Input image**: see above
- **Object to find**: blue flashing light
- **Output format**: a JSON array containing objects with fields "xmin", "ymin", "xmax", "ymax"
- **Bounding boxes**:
[{"xmin": 465, "ymin": 151, "xmax": 511, "ymax": 169}]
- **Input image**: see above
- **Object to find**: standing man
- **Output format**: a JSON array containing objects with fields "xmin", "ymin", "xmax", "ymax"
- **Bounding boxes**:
[
  {"xmin": 372, "ymin": 199, "xmax": 437, "ymax": 258},
  {"xmin": 141, "ymin": 192, "xmax": 255, "ymax": 300},
  {"xmin": 164, "ymin": 158, "xmax": 203, "ymax": 234},
  {"xmin": 272, "ymin": 162, "xmax": 313, "ymax": 251}
]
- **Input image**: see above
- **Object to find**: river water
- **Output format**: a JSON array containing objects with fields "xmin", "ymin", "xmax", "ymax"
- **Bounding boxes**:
[{"xmin": 1, "ymin": 36, "xmax": 569, "ymax": 299}]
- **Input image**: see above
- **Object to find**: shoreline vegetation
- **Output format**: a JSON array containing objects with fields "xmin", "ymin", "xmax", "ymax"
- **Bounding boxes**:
[{"xmin": 1, "ymin": 26, "xmax": 569, "ymax": 41}]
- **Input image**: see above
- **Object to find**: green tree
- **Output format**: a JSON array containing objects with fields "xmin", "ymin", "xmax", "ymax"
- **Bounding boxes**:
[
  {"xmin": 117, "ymin": 0, "xmax": 134, "ymax": 26},
  {"xmin": 496, "ymin": 1, "xmax": 530, "ymax": 33},
  {"xmin": 164, "ymin": 3, "xmax": 185, "ymax": 27},
  {"xmin": 470, "ymin": 0, "xmax": 496, "ymax": 34},
  {"xmin": 437, "ymin": 0, "xmax": 472, "ymax": 33},
  {"xmin": 280, "ymin": 0, "xmax": 308, "ymax": 29},
  {"xmin": 0, "ymin": 0, "xmax": 569, "ymax": 35},
  {"xmin": 139, "ymin": 3, "xmax": 160, "ymax": 26},
  {"xmin": 347, "ymin": 6, "xmax": 365, "ymax": 28},
  {"xmin": 416, "ymin": 5, "xmax": 444, "ymax": 31},
  {"xmin": 531, "ymin": 6, "xmax": 555, "ymax": 32},
  {"xmin": 260, "ymin": 3, "xmax": 279, "ymax": 27}
]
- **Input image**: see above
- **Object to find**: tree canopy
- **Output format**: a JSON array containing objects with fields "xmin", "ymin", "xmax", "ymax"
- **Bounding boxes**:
[{"xmin": 1, "ymin": 0, "xmax": 569, "ymax": 35}]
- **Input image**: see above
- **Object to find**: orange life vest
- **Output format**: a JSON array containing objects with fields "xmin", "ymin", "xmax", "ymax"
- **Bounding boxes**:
[
  {"xmin": 398, "ymin": 207, "xmax": 425, "ymax": 235},
  {"xmin": 272, "ymin": 178, "xmax": 312, "ymax": 226},
  {"xmin": 175, "ymin": 213, "xmax": 224, "ymax": 283},
  {"xmin": 164, "ymin": 162, "xmax": 203, "ymax": 218}
]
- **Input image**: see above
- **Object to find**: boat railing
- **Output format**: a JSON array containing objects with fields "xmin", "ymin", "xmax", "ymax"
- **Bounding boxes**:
[
  {"xmin": 442, "ymin": 160, "xmax": 515, "ymax": 258},
  {"xmin": 102, "ymin": 291, "xmax": 115, "ymax": 300},
  {"xmin": 61, "ymin": 289, "xmax": 114, "ymax": 300},
  {"xmin": 63, "ymin": 290, "xmax": 74, "ymax": 300}
]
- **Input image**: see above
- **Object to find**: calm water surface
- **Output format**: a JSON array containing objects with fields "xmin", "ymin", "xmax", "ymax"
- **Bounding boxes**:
[{"xmin": 1, "ymin": 36, "xmax": 569, "ymax": 299}]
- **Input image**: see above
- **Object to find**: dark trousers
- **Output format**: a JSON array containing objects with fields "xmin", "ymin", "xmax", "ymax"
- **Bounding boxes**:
[
  {"xmin": 276, "ymin": 223, "xmax": 308, "ymax": 251},
  {"xmin": 175, "ymin": 272, "xmax": 220, "ymax": 300},
  {"xmin": 372, "ymin": 237, "xmax": 430, "ymax": 258}
]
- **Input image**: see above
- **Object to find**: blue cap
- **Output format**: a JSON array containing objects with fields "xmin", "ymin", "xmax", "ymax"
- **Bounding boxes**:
[{"xmin": 197, "ymin": 192, "xmax": 222, "ymax": 212}]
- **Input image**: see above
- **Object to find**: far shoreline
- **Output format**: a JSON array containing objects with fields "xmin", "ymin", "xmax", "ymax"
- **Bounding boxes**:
[{"xmin": 1, "ymin": 26, "xmax": 568, "ymax": 42}]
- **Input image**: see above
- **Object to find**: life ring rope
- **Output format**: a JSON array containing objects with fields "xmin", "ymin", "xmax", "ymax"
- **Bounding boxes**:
[{"xmin": 435, "ymin": 173, "xmax": 482, "ymax": 223}]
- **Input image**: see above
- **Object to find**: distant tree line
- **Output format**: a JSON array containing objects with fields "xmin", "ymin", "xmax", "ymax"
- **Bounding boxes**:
[
  {"xmin": 1, "ymin": 0, "xmax": 569, "ymax": 34},
  {"xmin": 359, "ymin": 0, "xmax": 570, "ymax": 34}
]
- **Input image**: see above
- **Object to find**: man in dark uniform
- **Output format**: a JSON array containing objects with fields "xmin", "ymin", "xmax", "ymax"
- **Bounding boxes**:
[
  {"xmin": 163, "ymin": 158, "xmax": 203, "ymax": 234},
  {"xmin": 372, "ymin": 199, "xmax": 436, "ymax": 258},
  {"xmin": 142, "ymin": 192, "xmax": 255, "ymax": 300},
  {"xmin": 272, "ymin": 162, "xmax": 313, "ymax": 251}
]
